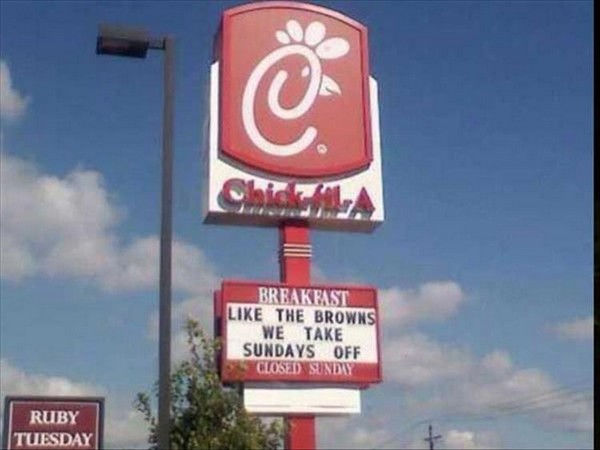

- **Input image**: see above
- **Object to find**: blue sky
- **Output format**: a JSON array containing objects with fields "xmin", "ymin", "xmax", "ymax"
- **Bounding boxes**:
[{"xmin": 0, "ymin": 1, "xmax": 593, "ymax": 448}]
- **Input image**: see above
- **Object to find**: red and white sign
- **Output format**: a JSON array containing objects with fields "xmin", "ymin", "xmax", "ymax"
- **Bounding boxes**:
[
  {"xmin": 204, "ymin": 1, "xmax": 384, "ymax": 231},
  {"xmin": 216, "ymin": 280, "xmax": 382, "ymax": 385},
  {"xmin": 218, "ymin": 2, "xmax": 372, "ymax": 178},
  {"xmin": 2, "ymin": 397, "xmax": 104, "ymax": 450}
]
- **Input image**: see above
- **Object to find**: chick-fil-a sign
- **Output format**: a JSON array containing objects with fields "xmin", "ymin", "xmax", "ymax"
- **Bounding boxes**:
[
  {"xmin": 204, "ymin": 2, "xmax": 384, "ymax": 232},
  {"xmin": 218, "ymin": 2, "xmax": 373, "ymax": 178}
]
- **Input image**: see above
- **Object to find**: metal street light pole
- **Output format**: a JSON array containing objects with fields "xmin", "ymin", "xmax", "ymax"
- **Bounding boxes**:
[
  {"xmin": 96, "ymin": 25, "xmax": 174, "ymax": 450},
  {"xmin": 157, "ymin": 34, "xmax": 174, "ymax": 450}
]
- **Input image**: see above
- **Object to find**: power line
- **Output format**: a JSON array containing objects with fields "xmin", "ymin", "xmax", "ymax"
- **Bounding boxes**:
[
  {"xmin": 374, "ymin": 418, "xmax": 432, "ymax": 449},
  {"xmin": 369, "ymin": 382, "xmax": 593, "ymax": 449},
  {"xmin": 457, "ymin": 392, "xmax": 593, "ymax": 422},
  {"xmin": 448, "ymin": 382, "xmax": 593, "ymax": 422},
  {"xmin": 483, "ymin": 381, "xmax": 591, "ymax": 413}
]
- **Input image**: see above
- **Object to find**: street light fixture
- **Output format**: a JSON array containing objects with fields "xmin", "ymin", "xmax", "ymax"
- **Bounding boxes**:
[{"xmin": 96, "ymin": 24, "xmax": 174, "ymax": 450}]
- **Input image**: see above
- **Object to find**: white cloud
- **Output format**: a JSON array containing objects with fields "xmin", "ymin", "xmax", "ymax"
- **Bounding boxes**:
[
  {"xmin": 0, "ymin": 152, "xmax": 120, "ymax": 281},
  {"xmin": 375, "ymin": 280, "xmax": 592, "ymax": 435},
  {"xmin": 538, "ymin": 394, "xmax": 595, "ymax": 433},
  {"xmin": 379, "ymin": 281, "xmax": 466, "ymax": 328},
  {"xmin": 0, "ymin": 149, "xmax": 219, "ymax": 389},
  {"xmin": 0, "ymin": 152, "xmax": 218, "ymax": 296},
  {"xmin": 103, "ymin": 409, "xmax": 148, "ymax": 450},
  {"xmin": 0, "ymin": 60, "xmax": 29, "ymax": 120},
  {"xmin": 318, "ymin": 415, "xmax": 501, "ymax": 450},
  {"xmin": 100, "ymin": 236, "xmax": 219, "ymax": 295},
  {"xmin": 0, "ymin": 359, "xmax": 148, "ymax": 449},
  {"xmin": 551, "ymin": 316, "xmax": 593, "ymax": 341},
  {"xmin": 175, "ymin": 291, "xmax": 221, "ymax": 363},
  {"xmin": 409, "ymin": 347, "xmax": 594, "ymax": 433},
  {"xmin": 148, "ymin": 292, "xmax": 218, "ymax": 364},
  {"xmin": 147, "ymin": 270, "xmax": 218, "ymax": 364},
  {"xmin": 444, "ymin": 429, "xmax": 501, "ymax": 449},
  {"xmin": 383, "ymin": 333, "xmax": 472, "ymax": 387},
  {"xmin": 318, "ymin": 416, "xmax": 396, "ymax": 449},
  {"xmin": 0, "ymin": 358, "xmax": 103, "ymax": 400},
  {"xmin": 399, "ymin": 428, "xmax": 500, "ymax": 450}
]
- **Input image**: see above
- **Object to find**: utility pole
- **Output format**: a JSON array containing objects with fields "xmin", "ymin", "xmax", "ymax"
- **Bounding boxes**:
[{"xmin": 424, "ymin": 424, "xmax": 442, "ymax": 450}]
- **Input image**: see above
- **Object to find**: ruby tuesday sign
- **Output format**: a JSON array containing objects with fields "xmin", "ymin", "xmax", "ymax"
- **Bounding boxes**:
[
  {"xmin": 204, "ymin": 1, "xmax": 384, "ymax": 232},
  {"xmin": 216, "ymin": 281, "xmax": 381, "ymax": 385},
  {"xmin": 2, "ymin": 397, "xmax": 104, "ymax": 450}
]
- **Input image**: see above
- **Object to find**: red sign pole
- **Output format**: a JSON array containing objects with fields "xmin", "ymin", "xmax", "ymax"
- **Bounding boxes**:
[{"xmin": 279, "ymin": 220, "xmax": 316, "ymax": 450}]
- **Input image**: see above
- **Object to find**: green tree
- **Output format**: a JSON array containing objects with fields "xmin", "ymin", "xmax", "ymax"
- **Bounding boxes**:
[{"xmin": 135, "ymin": 319, "xmax": 284, "ymax": 450}]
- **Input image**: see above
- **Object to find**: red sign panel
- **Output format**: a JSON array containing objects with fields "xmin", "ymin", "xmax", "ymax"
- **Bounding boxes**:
[
  {"xmin": 217, "ymin": 2, "xmax": 373, "ymax": 178},
  {"xmin": 2, "ymin": 397, "xmax": 104, "ymax": 450},
  {"xmin": 216, "ymin": 280, "xmax": 381, "ymax": 385}
]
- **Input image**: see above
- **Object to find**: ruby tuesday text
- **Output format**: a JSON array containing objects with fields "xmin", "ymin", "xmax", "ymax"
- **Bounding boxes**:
[{"xmin": 10, "ymin": 409, "xmax": 95, "ymax": 449}]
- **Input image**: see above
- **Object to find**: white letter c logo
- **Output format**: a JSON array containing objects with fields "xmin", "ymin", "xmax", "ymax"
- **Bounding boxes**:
[{"xmin": 242, "ymin": 45, "xmax": 321, "ymax": 157}]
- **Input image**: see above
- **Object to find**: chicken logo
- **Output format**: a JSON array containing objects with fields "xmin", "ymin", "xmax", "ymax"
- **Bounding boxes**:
[
  {"xmin": 219, "ymin": 2, "xmax": 373, "ymax": 178},
  {"xmin": 242, "ymin": 20, "xmax": 349, "ymax": 157}
]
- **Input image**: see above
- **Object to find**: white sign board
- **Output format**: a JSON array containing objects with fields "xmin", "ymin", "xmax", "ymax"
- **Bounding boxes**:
[
  {"xmin": 244, "ymin": 387, "xmax": 361, "ymax": 415},
  {"xmin": 217, "ymin": 281, "xmax": 382, "ymax": 385}
]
